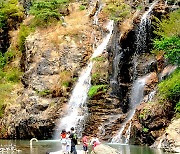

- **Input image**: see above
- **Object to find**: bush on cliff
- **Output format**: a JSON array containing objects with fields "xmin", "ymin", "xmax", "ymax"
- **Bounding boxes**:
[
  {"xmin": 154, "ymin": 36, "xmax": 180, "ymax": 65},
  {"xmin": 18, "ymin": 24, "xmax": 32, "ymax": 52},
  {"xmin": 158, "ymin": 68, "xmax": 180, "ymax": 115},
  {"xmin": 0, "ymin": 0, "xmax": 24, "ymax": 29},
  {"xmin": 88, "ymin": 85, "xmax": 107, "ymax": 99},
  {"xmin": 153, "ymin": 9, "xmax": 180, "ymax": 65},
  {"xmin": 103, "ymin": 0, "xmax": 131, "ymax": 22},
  {"xmin": 30, "ymin": 0, "xmax": 70, "ymax": 26}
]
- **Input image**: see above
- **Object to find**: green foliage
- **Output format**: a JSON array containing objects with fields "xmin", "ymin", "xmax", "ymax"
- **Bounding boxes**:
[
  {"xmin": 88, "ymin": 85, "xmax": 107, "ymax": 98},
  {"xmin": 142, "ymin": 127, "xmax": 149, "ymax": 133},
  {"xmin": 154, "ymin": 9, "xmax": 180, "ymax": 37},
  {"xmin": 0, "ymin": 53, "xmax": 7, "ymax": 69},
  {"xmin": 5, "ymin": 68, "xmax": 22, "ymax": 83},
  {"xmin": 103, "ymin": 1, "xmax": 131, "ymax": 22},
  {"xmin": 62, "ymin": 81, "xmax": 70, "ymax": 87},
  {"xmin": 79, "ymin": 4, "xmax": 86, "ymax": 10},
  {"xmin": 175, "ymin": 101, "xmax": 180, "ymax": 113},
  {"xmin": 0, "ymin": 50, "xmax": 16, "ymax": 69},
  {"xmin": 36, "ymin": 89, "xmax": 51, "ymax": 96},
  {"xmin": 30, "ymin": 0, "xmax": 69, "ymax": 26},
  {"xmin": 92, "ymin": 56, "xmax": 105, "ymax": 62},
  {"xmin": 153, "ymin": 9, "xmax": 180, "ymax": 65},
  {"xmin": 18, "ymin": 24, "xmax": 32, "ymax": 52},
  {"xmin": 92, "ymin": 73, "xmax": 100, "ymax": 81},
  {"xmin": 158, "ymin": 68, "xmax": 180, "ymax": 103},
  {"xmin": 0, "ymin": 0, "xmax": 24, "ymax": 29},
  {"xmin": 154, "ymin": 36, "xmax": 180, "ymax": 65},
  {"xmin": 0, "ymin": 82, "xmax": 14, "ymax": 117}
]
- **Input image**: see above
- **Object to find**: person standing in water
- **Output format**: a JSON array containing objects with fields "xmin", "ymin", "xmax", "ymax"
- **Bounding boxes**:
[
  {"xmin": 60, "ymin": 129, "xmax": 67, "ymax": 154},
  {"xmin": 69, "ymin": 127, "xmax": 77, "ymax": 154}
]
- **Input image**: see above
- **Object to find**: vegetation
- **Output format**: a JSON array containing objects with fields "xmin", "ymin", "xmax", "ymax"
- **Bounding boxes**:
[
  {"xmin": 36, "ymin": 89, "xmax": 51, "ymax": 97},
  {"xmin": 142, "ymin": 127, "xmax": 149, "ymax": 133},
  {"xmin": 153, "ymin": 9, "xmax": 180, "ymax": 65},
  {"xmin": 18, "ymin": 24, "xmax": 32, "ymax": 52},
  {"xmin": 0, "ymin": 0, "xmax": 24, "ymax": 29},
  {"xmin": 59, "ymin": 70, "xmax": 72, "ymax": 87},
  {"xmin": 0, "ymin": 68, "xmax": 22, "ymax": 117},
  {"xmin": 158, "ymin": 68, "xmax": 180, "ymax": 118},
  {"xmin": 154, "ymin": 36, "xmax": 180, "ymax": 65},
  {"xmin": 29, "ymin": 0, "xmax": 70, "ymax": 26},
  {"xmin": 88, "ymin": 85, "xmax": 107, "ymax": 98},
  {"xmin": 79, "ymin": 4, "xmax": 86, "ymax": 10},
  {"xmin": 158, "ymin": 68, "xmax": 180, "ymax": 103},
  {"xmin": 0, "ymin": 0, "xmax": 24, "ymax": 117},
  {"xmin": 103, "ymin": 0, "xmax": 131, "ymax": 22}
]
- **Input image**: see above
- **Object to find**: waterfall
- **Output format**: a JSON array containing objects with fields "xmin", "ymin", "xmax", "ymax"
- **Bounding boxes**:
[
  {"xmin": 125, "ymin": 121, "xmax": 132, "ymax": 144},
  {"xmin": 112, "ymin": 74, "xmax": 151, "ymax": 143},
  {"xmin": 111, "ymin": 1, "xmax": 158, "ymax": 143},
  {"xmin": 135, "ymin": 1, "xmax": 158, "ymax": 53},
  {"xmin": 54, "ymin": 20, "xmax": 114, "ymax": 139},
  {"xmin": 93, "ymin": 0, "xmax": 103, "ymax": 25}
]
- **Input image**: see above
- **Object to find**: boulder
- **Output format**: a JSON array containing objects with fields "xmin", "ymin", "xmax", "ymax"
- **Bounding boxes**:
[
  {"xmin": 91, "ymin": 144, "xmax": 120, "ymax": 154},
  {"xmin": 152, "ymin": 119, "xmax": 180, "ymax": 153}
]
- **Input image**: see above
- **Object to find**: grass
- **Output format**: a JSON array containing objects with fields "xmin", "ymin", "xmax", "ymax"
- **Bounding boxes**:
[
  {"xmin": 88, "ymin": 85, "xmax": 107, "ymax": 99},
  {"xmin": 158, "ymin": 68, "xmax": 180, "ymax": 102}
]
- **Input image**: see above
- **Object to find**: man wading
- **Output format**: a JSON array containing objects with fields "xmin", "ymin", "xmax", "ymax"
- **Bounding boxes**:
[{"xmin": 69, "ymin": 127, "xmax": 78, "ymax": 154}]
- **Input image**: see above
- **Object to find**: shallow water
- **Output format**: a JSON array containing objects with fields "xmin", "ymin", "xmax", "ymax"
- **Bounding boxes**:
[{"xmin": 0, "ymin": 140, "xmax": 173, "ymax": 154}]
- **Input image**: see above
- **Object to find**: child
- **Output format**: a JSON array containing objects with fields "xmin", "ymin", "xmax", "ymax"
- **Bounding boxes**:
[
  {"xmin": 60, "ymin": 129, "xmax": 67, "ymax": 154},
  {"xmin": 90, "ymin": 134, "xmax": 100, "ymax": 151},
  {"xmin": 82, "ymin": 134, "xmax": 88, "ymax": 154},
  {"xmin": 66, "ymin": 131, "xmax": 71, "ymax": 154}
]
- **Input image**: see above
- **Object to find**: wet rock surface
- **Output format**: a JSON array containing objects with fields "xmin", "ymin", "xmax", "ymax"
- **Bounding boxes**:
[{"xmin": 91, "ymin": 144, "xmax": 120, "ymax": 154}]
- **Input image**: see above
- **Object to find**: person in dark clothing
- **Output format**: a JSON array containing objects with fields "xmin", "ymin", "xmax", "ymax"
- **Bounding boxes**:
[{"xmin": 69, "ymin": 127, "xmax": 77, "ymax": 154}]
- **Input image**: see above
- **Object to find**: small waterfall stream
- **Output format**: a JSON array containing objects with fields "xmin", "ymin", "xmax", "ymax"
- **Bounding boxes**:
[
  {"xmin": 135, "ymin": 1, "xmax": 158, "ymax": 53},
  {"xmin": 111, "ymin": 1, "xmax": 158, "ymax": 143},
  {"xmin": 112, "ymin": 74, "xmax": 151, "ymax": 143},
  {"xmin": 54, "ymin": 20, "xmax": 114, "ymax": 138}
]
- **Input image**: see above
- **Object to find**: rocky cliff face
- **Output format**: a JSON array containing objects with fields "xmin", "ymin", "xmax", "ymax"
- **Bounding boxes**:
[
  {"xmin": 0, "ymin": 2, "xmax": 107, "ymax": 139},
  {"xmin": 0, "ymin": 1, "xmax": 179, "ymax": 153}
]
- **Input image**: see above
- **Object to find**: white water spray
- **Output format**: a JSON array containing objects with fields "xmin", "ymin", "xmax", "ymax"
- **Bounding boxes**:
[
  {"xmin": 136, "ymin": 1, "xmax": 158, "ymax": 53},
  {"xmin": 54, "ymin": 20, "xmax": 114, "ymax": 138},
  {"xmin": 112, "ymin": 74, "xmax": 151, "ymax": 143}
]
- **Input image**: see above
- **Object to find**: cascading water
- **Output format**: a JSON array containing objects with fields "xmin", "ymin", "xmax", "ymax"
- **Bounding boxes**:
[
  {"xmin": 111, "ymin": 1, "xmax": 158, "ymax": 143},
  {"xmin": 54, "ymin": 20, "xmax": 114, "ymax": 139},
  {"xmin": 112, "ymin": 74, "xmax": 151, "ymax": 143},
  {"xmin": 135, "ymin": 1, "xmax": 158, "ymax": 53},
  {"xmin": 93, "ymin": 0, "xmax": 103, "ymax": 25}
]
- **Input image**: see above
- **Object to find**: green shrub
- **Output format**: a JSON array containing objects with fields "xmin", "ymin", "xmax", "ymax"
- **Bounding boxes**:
[
  {"xmin": 175, "ymin": 101, "xmax": 180, "ymax": 113},
  {"xmin": 103, "ymin": 1, "xmax": 131, "ymax": 22},
  {"xmin": 153, "ymin": 9, "xmax": 180, "ymax": 65},
  {"xmin": 79, "ymin": 5, "xmax": 86, "ymax": 10},
  {"xmin": 153, "ymin": 36, "xmax": 180, "ymax": 65},
  {"xmin": 18, "ymin": 24, "xmax": 32, "ymax": 52},
  {"xmin": 92, "ymin": 56, "xmax": 105, "ymax": 62},
  {"xmin": 0, "ymin": 0, "xmax": 24, "ymax": 29},
  {"xmin": 154, "ymin": 9, "xmax": 180, "ymax": 37},
  {"xmin": 158, "ymin": 68, "xmax": 180, "ymax": 103},
  {"xmin": 5, "ymin": 68, "xmax": 22, "ymax": 83},
  {"xmin": 0, "ymin": 50, "xmax": 16, "ymax": 69},
  {"xmin": 30, "ymin": 0, "xmax": 69, "ymax": 26},
  {"xmin": 0, "ymin": 53, "xmax": 6, "ymax": 69},
  {"xmin": 142, "ymin": 127, "xmax": 149, "ymax": 133},
  {"xmin": 88, "ymin": 85, "xmax": 107, "ymax": 98},
  {"xmin": 36, "ymin": 89, "xmax": 51, "ymax": 96}
]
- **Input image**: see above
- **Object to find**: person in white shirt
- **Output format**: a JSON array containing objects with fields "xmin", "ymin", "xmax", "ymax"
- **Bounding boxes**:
[{"xmin": 66, "ymin": 131, "xmax": 71, "ymax": 154}]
